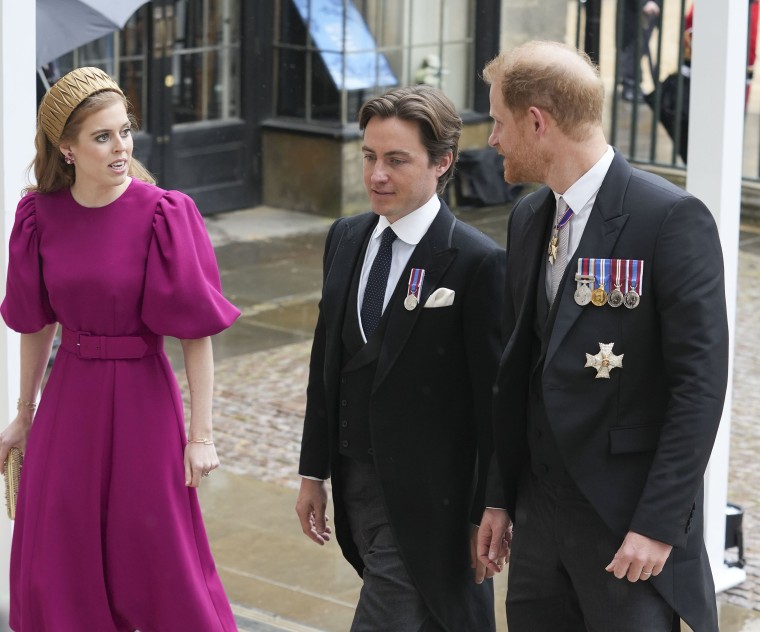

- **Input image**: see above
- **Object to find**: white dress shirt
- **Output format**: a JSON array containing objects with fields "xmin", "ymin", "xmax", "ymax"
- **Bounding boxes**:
[
  {"xmin": 357, "ymin": 194, "xmax": 441, "ymax": 342},
  {"xmin": 545, "ymin": 146, "xmax": 615, "ymax": 298}
]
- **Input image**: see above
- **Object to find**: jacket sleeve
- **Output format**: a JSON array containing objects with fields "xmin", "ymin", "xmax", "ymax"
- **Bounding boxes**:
[
  {"xmin": 628, "ymin": 196, "xmax": 728, "ymax": 548},
  {"xmin": 298, "ymin": 219, "xmax": 344, "ymax": 479},
  {"xmin": 463, "ymin": 244, "xmax": 507, "ymax": 521}
]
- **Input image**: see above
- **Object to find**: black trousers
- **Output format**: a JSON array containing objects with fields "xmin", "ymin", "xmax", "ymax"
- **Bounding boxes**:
[{"xmin": 506, "ymin": 471, "xmax": 675, "ymax": 632}]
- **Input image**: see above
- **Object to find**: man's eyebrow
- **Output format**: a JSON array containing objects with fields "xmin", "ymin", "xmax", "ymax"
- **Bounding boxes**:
[{"xmin": 361, "ymin": 146, "xmax": 412, "ymax": 158}]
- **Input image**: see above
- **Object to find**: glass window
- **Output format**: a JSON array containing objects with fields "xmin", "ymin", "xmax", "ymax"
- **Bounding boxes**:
[
  {"xmin": 171, "ymin": 0, "xmax": 242, "ymax": 125},
  {"xmin": 54, "ymin": 1, "xmax": 241, "ymax": 129},
  {"xmin": 53, "ymin": 7, "xmax": 150, "ymax": 130},
  {"xmin": 274, "ymin": 0, "xmax": 476, "ymax": 125}
]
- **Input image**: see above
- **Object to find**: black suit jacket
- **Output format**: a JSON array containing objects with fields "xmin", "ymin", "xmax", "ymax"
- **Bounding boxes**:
[
  {"xmin": 300, "ymin": 200, "xmax": 505, "ymax": 631},
  {"xmin": 493, "ymin": 152, "xmax": 728, "ymax": 632}
]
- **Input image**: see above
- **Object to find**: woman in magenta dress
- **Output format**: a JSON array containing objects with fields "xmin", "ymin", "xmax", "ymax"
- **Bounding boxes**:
[{"xmin": 0, "ymin": 67, "xmax": 240, "ymax": 631}]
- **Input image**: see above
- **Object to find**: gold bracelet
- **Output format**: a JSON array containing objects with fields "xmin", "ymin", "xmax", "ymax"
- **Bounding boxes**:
[
  {"xmin": 16, "ymin": 398, "xmax": 37, "ymax": 412},
  {"xmin": 187, "ymin": 438, "xmax": 214, "ymax": 445}
]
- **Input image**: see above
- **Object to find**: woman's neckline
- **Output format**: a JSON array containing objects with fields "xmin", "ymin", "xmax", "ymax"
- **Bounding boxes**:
[{"xmin": 67, "ymin": 177, "xmax": 135, "ymax": 209}]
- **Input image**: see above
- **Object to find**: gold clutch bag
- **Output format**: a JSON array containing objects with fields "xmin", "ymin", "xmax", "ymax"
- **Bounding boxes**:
[{"xmin": 3, "ymin": 447, "xmax": 23, "ymax": 520}]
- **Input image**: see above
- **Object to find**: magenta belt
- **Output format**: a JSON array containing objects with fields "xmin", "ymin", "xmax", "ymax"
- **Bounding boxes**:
[{"xmin": 60, "ymin": 327, "xmax": 163, "ymax": 360}]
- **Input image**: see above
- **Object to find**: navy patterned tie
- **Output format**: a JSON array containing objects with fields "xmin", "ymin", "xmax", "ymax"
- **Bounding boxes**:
[{"xmin": 361, "ymin": 227, "xmax": 397, "ymax": 338}]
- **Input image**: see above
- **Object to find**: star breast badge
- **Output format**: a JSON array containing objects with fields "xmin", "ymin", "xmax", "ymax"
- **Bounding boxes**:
[{"xmin": 584, "ymin": 342, "xmax": 623, "ymax": 379}]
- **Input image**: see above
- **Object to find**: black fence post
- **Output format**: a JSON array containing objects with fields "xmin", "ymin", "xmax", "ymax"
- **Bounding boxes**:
[{"xmin": 584, "ymin": 0, "xmax": 602, "ymax": 65}]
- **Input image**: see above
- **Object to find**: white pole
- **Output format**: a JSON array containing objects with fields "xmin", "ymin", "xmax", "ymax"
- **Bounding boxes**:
[
  {"xmin": 686, "ymin": 0, "xmax": 747, "ymax": 592},
  {"xmin": 0, "ymin": 0, "xmax": 36, "ymax": 627}
]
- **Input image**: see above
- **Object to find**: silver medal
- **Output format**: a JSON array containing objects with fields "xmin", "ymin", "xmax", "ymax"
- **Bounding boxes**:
[
  {"xmin": 608, "ymin": 288, "xmax": 624, "ymax": 308},
  {"xmin": 574, "ymin": 273, "xmax": 594, "ymax": 306},
  {"xmin": 574, "ymin": 284, "xmax": 592, "ymax": 306},
  {"xmin": 624, "ymin": 290, "xmax": 640, "ymax": 309},
  {"xmin": 404, "ymin": 295, "xmax": 419, "ymax": 311}
]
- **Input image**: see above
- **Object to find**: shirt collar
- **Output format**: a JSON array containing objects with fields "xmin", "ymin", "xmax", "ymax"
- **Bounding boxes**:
[
  {"xmin": 553, "ymin": 145, "xmax": 614, "ymax": 213},
  {"xmin": 372, "ymin": 194, "xmax": 441, "ymax": 245}
]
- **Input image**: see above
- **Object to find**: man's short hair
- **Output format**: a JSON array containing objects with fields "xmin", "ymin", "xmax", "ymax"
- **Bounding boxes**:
[
  {"xmin": 483, "ymin": 40, "xmax": 604, "ymax": 141},
  {"xmin": 358, "ymin": 85, "xmax": 462, "ymax": 194}
]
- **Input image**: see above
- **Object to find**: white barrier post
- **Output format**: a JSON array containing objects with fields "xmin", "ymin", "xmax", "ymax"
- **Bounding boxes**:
[
  {"xmin": 0, "ymin": 0, "xmax": 36, "ymax": 627},
  {"xmin": 686, "ymin": 0, "xmax": 748, "ymax": 592}
]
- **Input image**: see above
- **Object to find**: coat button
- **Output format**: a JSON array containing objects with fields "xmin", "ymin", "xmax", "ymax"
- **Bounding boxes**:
[
  {"xmin": 341, "ymin": 419, "xmax": 348, "ymax": 428},
  {"xmin": 341, "ymin": 440, "xmax": 349, "ymax": 448},
  {"xmin": 367, "ymin": 448, "xmax": 374, "ymax": 456},
  {"xmin": 341, "ymin": 399, "xmax": 347, "ymax": 406}
]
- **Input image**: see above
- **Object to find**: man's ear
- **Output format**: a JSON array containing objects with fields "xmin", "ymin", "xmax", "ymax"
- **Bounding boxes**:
[
  {"xmin": 527, "ymin": 106, "xmax": 548, "ymax": 135},
  {"xmin": 436, "ymin": 151, "xmax": 454, "ymax": 176}
]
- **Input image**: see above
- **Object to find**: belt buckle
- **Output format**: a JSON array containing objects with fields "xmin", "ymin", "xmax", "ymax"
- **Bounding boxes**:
[{"xmin": 76, "ymin": 332, "xmax": 101, "ymax": 359}]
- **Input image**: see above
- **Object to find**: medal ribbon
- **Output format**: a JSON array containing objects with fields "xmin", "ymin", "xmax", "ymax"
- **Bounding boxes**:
[
  {"xmin": 613, "ymin": 259, "xmax": 622, "ymax": 290},
  {"xmin": 627, "ymin": 259, "xmax": 643, "ymax": 296},
  {"xmin": 407, "ymin": 268, "xmax": 425, "ymax": 303},
  {"xmin": 557, "ymin": 206, "xmax": 574, "ymax": 231},
  {"xmin": 594, "ymin": 258, "xmax": 609, "ymax": 292}
]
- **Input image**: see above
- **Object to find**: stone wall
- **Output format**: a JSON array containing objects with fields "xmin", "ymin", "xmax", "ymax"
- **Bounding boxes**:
[
  {"xmin": 499, "ymin": 0, "xmax": 569, "ymax": 52},
  {"xmin": 263, "ymin": 119, "xmax": 496, "ymax": 217}
]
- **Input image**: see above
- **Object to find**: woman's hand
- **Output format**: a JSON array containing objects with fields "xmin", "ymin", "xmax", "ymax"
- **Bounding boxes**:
[
  {"xmin": 0, "ymin": 415, "xmax": 33, "ymax": 469},
  {"xmin": 180, "ymin": 337, "xmax": 218, "ymax": 488},
  {"xmin": 184, "ymin": 440, "xmax": 220, "ymax": 487}
]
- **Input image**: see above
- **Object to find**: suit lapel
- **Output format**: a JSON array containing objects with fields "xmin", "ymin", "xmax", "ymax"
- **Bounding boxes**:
[
  {"xmin": 511, "ymin": 190, "xmax": 555, "ymax": 345},
  {"xmin": 545, "ymin": 152, "xmax": 632, "ymax": 368},
  {"xmin": 372, "ymin": 203, "xmax": 458, "ymax": 391},
  {"xmin": 322, "ymin": 214, "xmax": 378, "ymax": 382}
]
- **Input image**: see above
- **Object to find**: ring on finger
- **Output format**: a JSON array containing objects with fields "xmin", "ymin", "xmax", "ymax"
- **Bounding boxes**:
[
  {"xmin": 202, "ymin": 471, "xmax": 210, "ymax": 477},
  {"xmin": 641, "ymin": 570, "xmax": 652, "ymax": 577}
]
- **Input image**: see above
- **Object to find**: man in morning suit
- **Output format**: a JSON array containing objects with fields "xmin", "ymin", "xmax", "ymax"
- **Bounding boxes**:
[
  {"xmin": 476, "ymin": 41, "xmax": 728, "ymax": 631},
  {"xmin": 295, "ymin": 85, "xmax": 509, "ymax": 631}
]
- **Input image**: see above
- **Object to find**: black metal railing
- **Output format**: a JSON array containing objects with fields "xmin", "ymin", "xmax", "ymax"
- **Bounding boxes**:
[{"xmin": 573, "ymin": 0, "xmax": 760, "ymax": 182}]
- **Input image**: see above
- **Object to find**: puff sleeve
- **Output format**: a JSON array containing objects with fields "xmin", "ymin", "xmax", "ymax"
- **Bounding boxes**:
[
  {"xmin": 142, "ymin": 191, "xmax": 240, "ymax": 338},
  {"xmin": 1, "ymin": 194, "xmax": 56, "ymax": 333}
]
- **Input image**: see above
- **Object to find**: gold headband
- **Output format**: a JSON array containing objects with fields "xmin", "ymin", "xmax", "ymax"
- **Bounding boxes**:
[{"xmin": 39, "ymin": 67, "xmax": 124, "ymax": 145}]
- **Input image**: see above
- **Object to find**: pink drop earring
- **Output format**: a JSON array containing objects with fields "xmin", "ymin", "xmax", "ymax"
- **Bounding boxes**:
[{"xmin": 64, "ymin": 153, "xmax": 75, "ymax": 165}]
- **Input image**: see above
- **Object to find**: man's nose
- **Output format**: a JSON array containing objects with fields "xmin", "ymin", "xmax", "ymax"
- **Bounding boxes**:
[
  {"xmin": 371, "ymin": 163, "xmax": 389, "ymax": 183},
  {"xmin": 488, "ymin": 126, "xmax": 498, "ymax": 148}
]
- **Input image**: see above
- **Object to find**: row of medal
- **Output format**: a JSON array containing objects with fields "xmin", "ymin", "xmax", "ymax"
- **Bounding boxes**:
[{"xmin": 574, "ymin": 258, "xmax": 644, "ymax": 308}]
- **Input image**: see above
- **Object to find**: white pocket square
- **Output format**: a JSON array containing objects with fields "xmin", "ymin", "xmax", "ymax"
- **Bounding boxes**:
[{"xmin": 424, "ymin": 288, "xmax": 455, "ymax": 308}]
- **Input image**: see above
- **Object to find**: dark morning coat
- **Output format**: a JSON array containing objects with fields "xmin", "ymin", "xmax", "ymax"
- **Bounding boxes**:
[
  {"xmin": 299, "ymin": 200, "xmax": 505, "ymax": 631},
  {"xmin": 492, "ymin": 152, "xmax": 728, "ymax": 632}
]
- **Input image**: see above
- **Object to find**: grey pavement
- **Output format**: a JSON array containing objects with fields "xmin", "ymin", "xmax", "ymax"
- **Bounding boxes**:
[{"xmin": 184, "ymin": 203, "xmax": 760, "ymax": 631}]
